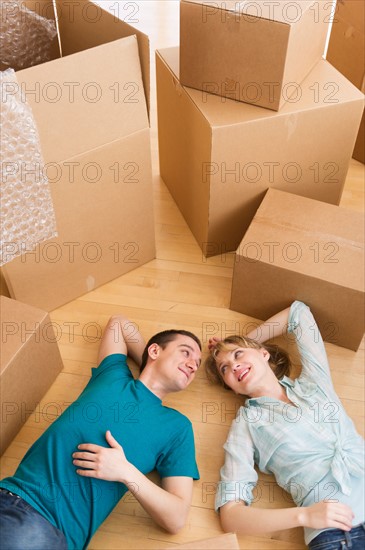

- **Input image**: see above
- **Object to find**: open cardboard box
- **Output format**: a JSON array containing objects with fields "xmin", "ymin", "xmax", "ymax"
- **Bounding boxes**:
[
  {"xmin": 327, "ymin": 0, "xmax": 365, "ymax": 163},
  {"xmin": 156, "ymin": 47, "xmax": 364, "ymax": 257},
  {"xmin": 180, "ymin": 0, "xmax": 329, "ymax": 110},
  {"xmin": 0, "ymin": 0, "xmax": 150, "ymax": 110},
  {"xmin": 1, "ymin": 0, "xmax": 155, "ymax": 311},
  {"xmin": 230, "ymin": 189, "xmax": 364, "ymax": 351},
  {"xmin": 0, "ymin": 296, "xmax": 64, "ymax": 454}
]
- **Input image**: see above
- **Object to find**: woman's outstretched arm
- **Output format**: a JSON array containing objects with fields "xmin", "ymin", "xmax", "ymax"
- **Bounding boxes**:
[{"xmin": 220, "ymin": 499, "xmax": 354, "ymax": 535}]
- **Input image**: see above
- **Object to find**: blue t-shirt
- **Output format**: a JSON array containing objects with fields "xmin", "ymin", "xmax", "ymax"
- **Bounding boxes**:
[{"xmin": 1, "ymin": 354, "xmax": 199, "ymax": 549}]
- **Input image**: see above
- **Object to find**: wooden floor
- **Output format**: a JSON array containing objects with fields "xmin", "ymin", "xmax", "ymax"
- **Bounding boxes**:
[{"xmin": 1, "ymin": 2, "xmax": 364, "ymax": 549}]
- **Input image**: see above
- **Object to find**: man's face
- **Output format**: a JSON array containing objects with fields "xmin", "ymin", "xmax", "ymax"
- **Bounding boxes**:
[{"xmin": 152, "ymin": 334, "xmax": 201, "ymax": 391}]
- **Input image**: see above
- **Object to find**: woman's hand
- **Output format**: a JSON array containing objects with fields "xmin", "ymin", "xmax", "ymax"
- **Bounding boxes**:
[
  {"xmin": 208, "ymin": 336, "xmax": 221, "ymax": 352},
  {"xmin": 299, "ymin": 501, "xmax": 354, "ymax": 531},
  {"xmin": 73, "ymin": 430, "xmax": 131, "ymax": 483}
]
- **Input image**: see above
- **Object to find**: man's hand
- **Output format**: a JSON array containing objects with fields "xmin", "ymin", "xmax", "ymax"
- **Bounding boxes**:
[{"xmin": 73, "ymin": 430, "xmax": 131, "ymax": 483}]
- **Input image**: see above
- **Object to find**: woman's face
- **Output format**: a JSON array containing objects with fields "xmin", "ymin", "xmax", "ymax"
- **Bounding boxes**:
[{"xmin": 215, "ymin": 345, "xmax": 271, "ymax": 396}]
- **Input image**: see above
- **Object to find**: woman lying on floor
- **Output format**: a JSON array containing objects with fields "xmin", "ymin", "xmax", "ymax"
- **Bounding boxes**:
[{"xmin": 206, "ymin": 301, "xmax": 364, "ymax": 550}]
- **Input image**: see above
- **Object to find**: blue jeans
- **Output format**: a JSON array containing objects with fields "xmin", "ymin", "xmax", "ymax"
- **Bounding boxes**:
[
  {"xmin": 0, "ymin": 489, "xmax": 67, "ymax": 549},
  {"xmin": 309, "ymin": 524, "xmax": 365, "ymax": 550}
]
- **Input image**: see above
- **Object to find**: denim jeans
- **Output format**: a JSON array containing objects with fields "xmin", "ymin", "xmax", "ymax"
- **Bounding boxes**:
[
  {"xmin": 309, "ymin": 524, "xmax": 365, "ymax": 550},
  {"xmin": 0, "ymin": 489, "xmax": 67, "ymax": 550}
]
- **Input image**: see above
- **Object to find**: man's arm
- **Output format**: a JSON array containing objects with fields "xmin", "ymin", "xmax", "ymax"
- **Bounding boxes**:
[
  {"xmin": 73, "ymin": 431, "xmax": 193, "ymax": 534},
  {"xmin": 97, "ymin": 315, "xmax": 146, "ymax": 366}
]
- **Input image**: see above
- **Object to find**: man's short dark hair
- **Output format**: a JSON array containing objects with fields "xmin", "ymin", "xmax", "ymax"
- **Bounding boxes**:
[{"xmin": 140, "ymin": 330, "xmax": 201, "ymax": 372}]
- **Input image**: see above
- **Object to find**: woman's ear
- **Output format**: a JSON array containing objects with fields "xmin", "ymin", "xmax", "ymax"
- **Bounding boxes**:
[{"xmin": 261, "ymin": 348, "xmax": 270, "ymax": 361}]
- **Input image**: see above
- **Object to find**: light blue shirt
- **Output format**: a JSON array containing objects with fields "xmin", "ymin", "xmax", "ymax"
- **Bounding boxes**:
[{"xmin": 215, "ymin": 301, "xmax": 364, "ymax": 545}]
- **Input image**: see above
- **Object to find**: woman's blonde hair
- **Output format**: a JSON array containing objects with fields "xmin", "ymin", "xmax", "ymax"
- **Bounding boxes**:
[{"xmin": 205, "ymin": 335, "xmax": 291, "ymax": 391}]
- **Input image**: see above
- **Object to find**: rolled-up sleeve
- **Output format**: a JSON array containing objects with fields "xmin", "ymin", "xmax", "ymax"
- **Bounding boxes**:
[
  {"xmin": 215, "ymin": 408, "xmax": 258, "ymax": 511},
  {"xmin": 287, "ymin": 301, "xmax": 332, "ymax": 388}
]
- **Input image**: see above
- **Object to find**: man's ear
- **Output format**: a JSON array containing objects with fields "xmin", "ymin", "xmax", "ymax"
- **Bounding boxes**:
[{"xmin": 148, "ymin": 343, "xmax": 160, "ymax": 360}]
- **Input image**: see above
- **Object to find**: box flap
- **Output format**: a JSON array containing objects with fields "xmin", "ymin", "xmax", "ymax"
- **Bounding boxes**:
[
  {"xmin": 327, "ymin": 9, "xmax": 365, "ymax": 90},
  {"xmin": 24, "ymin": 0, "xmax": 56, "ymax": 20},
  {"xmin": 239, "ymin": 189, "xmax": 364, "ymax": 291},
  {"xmin": 16, "ymin": 35, "xmax": 148, "ymax": 163},
  {"xmin": 55, "ymin": 0, "xmax": 150, "ymax": 113},
  {"xmin": 182, "ymin": 0, "xmax": 317, "ymax": 25},
  {"xmin": 0, "ymin": 296, "xmax": 48, "ymax": 372},
  {"xmin": 158, "ymin": 47, "xmax": 364, "ymax": 128}
]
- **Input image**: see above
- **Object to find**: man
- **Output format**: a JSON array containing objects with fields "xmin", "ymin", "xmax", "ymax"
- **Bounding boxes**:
[{"xmin": 0, "ymin": 314, "xmax": 202, "ymax": 549}]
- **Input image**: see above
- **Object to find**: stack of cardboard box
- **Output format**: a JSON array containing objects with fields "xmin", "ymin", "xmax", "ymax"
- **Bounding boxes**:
[
  {"xmin": 157, "ymin": 0, "xmax": 364, "ymax": 257},
  {"xmin": 0, "ymin": 0, "xmax": 156, "ymax": 452},
  {"xmin": 156, "ymin": 0, "xmax": 364, "ymax": 350},
  {"xmin": 1, "ymin": 0, "xmax": 155, "ymax": 312}
]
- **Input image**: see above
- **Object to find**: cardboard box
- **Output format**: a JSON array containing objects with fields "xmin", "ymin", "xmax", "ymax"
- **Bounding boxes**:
[
  {"xmin": 327, "ymin": 0, "xmax": 365, "ymax": 163},
  {"xmin": 0, "ymin": 296, "xmax": 64, "ymax": 454},
  {"xmin": 2, "ymin": 2, "xmax": 155, "ymax": 311},
  {"xmin": 156, "ymin": 47, "xmax": 364, "ymax": 257},
  {"xmin": 180, "ymin": 0, "xmax": 329, "ymax": 110},
  {"xmin": 230, "ymin": 189, "xmax": 364, "ymax": 351},
  {"xmin": 54, "ymin": 0, "xmax": 150, "ymax": 113},
  {"xmin": 0, "ymin": 0, "xmax": 150, "ymax": 111},
  {"xmin": 167, "ymin": 533, "xmax": 239, "ymax": 549}
]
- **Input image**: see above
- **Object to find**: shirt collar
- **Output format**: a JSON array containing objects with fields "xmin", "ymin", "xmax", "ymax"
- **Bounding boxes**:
[{"xmin": 245, "ymin": 376, "xmax": 318, "ymax": 406}]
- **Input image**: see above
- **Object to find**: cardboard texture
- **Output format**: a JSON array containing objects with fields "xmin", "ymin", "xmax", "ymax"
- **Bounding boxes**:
[
  {"xmin": 230, "ymin": 189, "xmax": 364, "ymax": 351},
  {"xmin": 55, "ymin": 0, "xmax": 150, "ymax": 113},
  {"xmin": 327, "ymin": 0, "xmax": 365, "ymax": 163},
  {"xmin": 1, "ymin": 0, "xmax": 150, "ymax": 110},
  {"xmin": 180, "ymin": 0, "xmax": 329, "ymax": 110},
  {"xmin": 0, "ymin": 296, "xmax": 64, "ymax": 454},
  {"xmin": 2, "ymin": 6, "xmax": 155, "ymax": 311},
  {"xmin": 156, "ymin": 47, "xmax": 364, "ymax": 256},
  {"xmin": 167, "ymin": 533, "xmax": 239, "ymax": 549}
]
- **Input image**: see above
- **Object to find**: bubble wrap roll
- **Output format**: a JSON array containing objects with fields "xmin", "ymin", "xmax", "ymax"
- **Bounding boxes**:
[
  {"xmin": 0, "ymin": 69, "xmax": 57, "ymax": 266},
  {"xmin": 0, "ymin": 0, "xmax": 58, "ymax": 71}
]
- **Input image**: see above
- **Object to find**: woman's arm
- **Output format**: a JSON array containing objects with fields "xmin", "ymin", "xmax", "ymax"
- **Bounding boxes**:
[
  {"xmin": 220, "ymin": 499, "xmax": 354, "ymax": 535},
  {"xmin": 207, "ymin": 308, "xmax": 291, "ymax": 351},
  {"xmin": 246, "ymin": 307, "xmax": 291, "ymax": 344}
]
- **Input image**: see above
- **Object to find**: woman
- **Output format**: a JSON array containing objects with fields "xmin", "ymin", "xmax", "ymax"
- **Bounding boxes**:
[{"xmin": 205, "ymin": 301, "xmax": 364, "ymax": 550}]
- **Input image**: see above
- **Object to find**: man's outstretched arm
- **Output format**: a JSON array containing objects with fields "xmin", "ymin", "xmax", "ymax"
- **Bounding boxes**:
[
  {"xmin": 73, "ymin": 431, "xmax": 193, "ymax": 534},
  {"xmin": 97, "ymin": 314, "xmax": 146, "ymax": 367}
]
